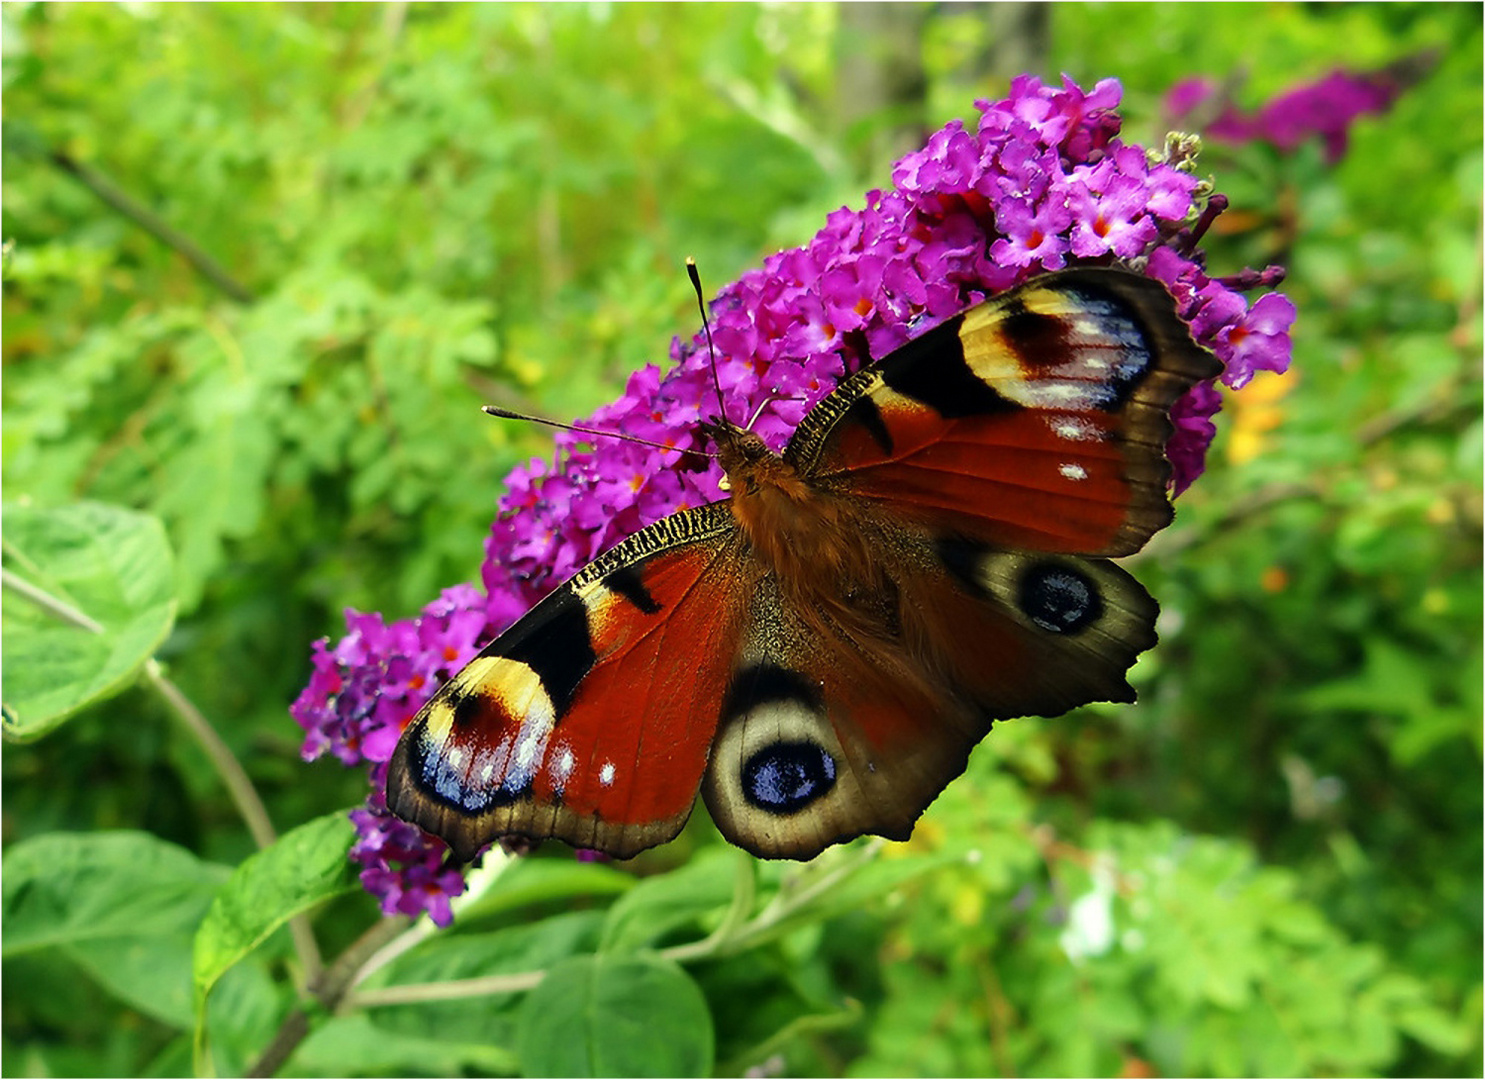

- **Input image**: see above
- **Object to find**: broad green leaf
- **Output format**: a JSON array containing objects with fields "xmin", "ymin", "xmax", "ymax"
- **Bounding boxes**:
[
  {"xmin": 64, "ymin": 933, "xmax": 196, "ymax": 1028},
  {"xmin": 2, "ymin": 831, "xmax": 228, "ymax": 956},
  {"xmin": 204, "ymin": 958, "xmax": 290, "ymax": 1079},
  {"xmin": 372, "ymin": 911, "xmax": 605, "ymax": 1051},
  {"xmin": 1, "ymin": 501, "xmax": 177, "ymax": 739},
  {"xmin": 142, "ymin": 1035, "xmax": 195, "ymax": 1079},
  {"xmin": 290, "ymin": 1013, "xmax": 519, "ymax": 1077},
  {"xmin": 452, "ymin": 855, "xmax": 636, "ymax": 924},
  {"xmin": 516, "ymin": 953, "xmax": 714, "ymax": 1078},
  {"xmin": 599, "ymin": 848, "xmax": 738, "ymax": 954},
  {"xmin": 698, "ymin": 950, "xmax": 860, "ymax": 1076},
  {"xmin": 191, "ymin": 813, "xmax": 357, "ymax": 1073},
  {"xmin": 192, "ymin": 812, "xmax": 358, "ymax": 1008},
  {"xmin": 380, "ymin": 910, "xmax": 605, "ymax": 987}
]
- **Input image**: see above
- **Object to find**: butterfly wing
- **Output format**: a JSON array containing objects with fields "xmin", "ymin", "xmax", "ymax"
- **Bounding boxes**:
[
  {"xmin": 387, "ymin": 503, "xmax": 752, "ymax": 861},
  {"xmin": 786, "ymin": 269, "xmax": 1220, "ymax": 557},
  {"xmin": 700, "ymin": 523, "xmax": 1157, "ymax": 859}
]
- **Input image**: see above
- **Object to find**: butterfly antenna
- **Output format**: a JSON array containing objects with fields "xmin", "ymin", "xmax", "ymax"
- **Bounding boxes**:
[
  {"xmin": 687, "ymin": 257, "xmax": 731, "ymax": 428},
  {"xmin": 744, "ymin": 392, "xmax": 804, "ymax": 432},
  {"xmin": 482, "ymin": 405, "xmax": 712, "ymax": 458}
]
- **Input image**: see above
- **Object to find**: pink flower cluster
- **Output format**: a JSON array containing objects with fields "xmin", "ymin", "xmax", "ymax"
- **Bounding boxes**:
[
  {"xmin": 1166, "ymin": 55, "xmax": 1428, "ymax": 164},
  {"xmin": 291, "ymin": 74, "xmax": 1295, "ymax": 925}
]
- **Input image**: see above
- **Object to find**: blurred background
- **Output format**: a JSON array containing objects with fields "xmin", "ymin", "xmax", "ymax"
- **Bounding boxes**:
[{"xmin": 2, "ymin": 3, "xmax": 1480, "ymax": 1077}]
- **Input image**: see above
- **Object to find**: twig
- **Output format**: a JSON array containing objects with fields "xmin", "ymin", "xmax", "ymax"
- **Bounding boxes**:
[
  {"xmin": 348, "ymin": 967, "xmax": 546, "ymax": 1009},
  {"xmin": 143, "ymin": 661, "xmax": 279, "ymax": 852},
  {"xmin": 1140, "ymin": 480, "xmax": 1317, "ymax": 561},
  {"xmin": 0, "ymin": 566, "xmax": 104, "ymax": 633},
  {"xmin": 47, "ymin": 148, "xmax": 255, "ymax": 304},
  {"xmin": 343, "ymin": 849, "xmax": 516, "ymax": 997},
  {"xmin": 1354, "ymin": 388, "xmax": 1476, "ymax": 446},
  {"xmin": 138, "ymin": 668, "xmax": 326, "ymax": 982},
  {"xmin": 247, "ymin": 917, "xmax": 411, "ymax": 1078},
  {"xmin": 348, "ymin": 842, "xmax": 885, "ymax": 1010}
]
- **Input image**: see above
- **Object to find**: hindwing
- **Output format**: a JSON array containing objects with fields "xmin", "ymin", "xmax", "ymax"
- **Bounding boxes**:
[{"xmin": 700, "ymin": 521, "xmax": 1157, "ymax": 859}]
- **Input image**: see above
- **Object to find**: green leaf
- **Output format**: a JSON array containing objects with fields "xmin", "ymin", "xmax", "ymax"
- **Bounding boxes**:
[
  {"xmin": 516, "ymin": 953, "xmax": 714, "ymax": 1078},
  {"xmin": 2, "ymin": 830, "xmax": 228, "ymax": 956},
  {"xmin": 452, "ymin": 855, "xmax": 636, "ymax": 924},
  {"xmin": 381, "ymin": 910, "xmax": 605, "ymax": 987},
  {"xmin": 1, "ymin": 501, "xmax": 177, "ymax": 740},
  {"xmin": 64, "ymin": 933, "xmax": 196, "ymax": 1028},
  {"xmin": 192, "ymin": 812, "xmax": 358, "ymax": 1009},
  {"xmin": 370, "ymin": 911, "xmax": 605, "ymax": 1052},
  {"xmin": 290, "ymin": 1013, "xmax": 520, "ymax": 1077},
  {"xmin": 204, "ymin": 958, "xmax": 290, "ymax": 1079},
  {"xmin": 599, "ymin": 849, "xmax": 737, "ymax": 954}
]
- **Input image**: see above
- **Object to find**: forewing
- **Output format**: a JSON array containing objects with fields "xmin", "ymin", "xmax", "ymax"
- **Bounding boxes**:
[
  {"xmin": 387, "ymin": 503, "xmax": 748, "ymax": 861},
  {"xmin": 785, "ymin": 269, "xmax": 1220, "ymax": 557}
]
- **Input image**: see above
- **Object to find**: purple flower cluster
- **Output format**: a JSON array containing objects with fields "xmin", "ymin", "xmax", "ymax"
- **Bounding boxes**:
[
  {"xmin": 291, "ymin": 584, "xmax": 491, "ymax": 924},
  {"xmin": 349, "ymin": 809, "xmax": 467, "ymax": 927},
  {"xmin": 1166, "ymin": 55, "xmax": 1427, "ymax": 164},
  {"xmin": 293, "ymin": 74, "xmax": 1294, "ymax": 925}
]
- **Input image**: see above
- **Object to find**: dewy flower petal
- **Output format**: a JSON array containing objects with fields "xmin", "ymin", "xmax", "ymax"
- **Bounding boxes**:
[{"xmin": 296, "ymin": 73, "xmax": 1295, "ymax": 925}]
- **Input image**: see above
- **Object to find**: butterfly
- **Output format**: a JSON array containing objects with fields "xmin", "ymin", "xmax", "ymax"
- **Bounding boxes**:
[{"xmin": 387, "ymin": 268, "xmax": 1220, "ymax": 862}]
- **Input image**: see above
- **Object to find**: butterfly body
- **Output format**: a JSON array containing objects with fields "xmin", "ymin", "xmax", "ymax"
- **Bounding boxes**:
[{"xmin": 387, "ymin": 269, "xmax": 1219, "ymax": 862}]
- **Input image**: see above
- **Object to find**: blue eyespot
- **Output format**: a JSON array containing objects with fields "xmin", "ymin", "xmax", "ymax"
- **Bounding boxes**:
[
  {"xmin": 742, "ymin": 741, "xmax": 837, "ymax": 814},
  {"xmin": 1019, "ymin": 564, "xmax": 1101, "ymax": 633}
]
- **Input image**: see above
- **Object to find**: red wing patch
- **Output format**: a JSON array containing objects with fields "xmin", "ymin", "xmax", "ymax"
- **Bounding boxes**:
[
  {"xmin": 699, "ymin": 531, "xmax": 1159, "ymax": 861},
  {"xmin": 787, "ymin": 269, "xmax": 1220, "ymax": 557},
  {"xmin": 387, "ymin": 507, "xmax": 746, "ymax": 860},
  {"xmin": 829, "ymin": 404, "xmax": 1134, "ymax": 553}
]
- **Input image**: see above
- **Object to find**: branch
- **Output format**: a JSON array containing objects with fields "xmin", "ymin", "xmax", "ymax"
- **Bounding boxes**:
[
  {"xmin": 47, "ymin": 148, "xmax": 256, "ymax": 305},
  {"xmin": 247, "ymin": 917, "xmax": 412, "ymax": 1078},
  {"xmin": 346, "ymin": 842, "xmax": 885, "ymax": 1010},
  {"xmin": 1140, "ymin": 480, "xmax": 1317, "ymax": 561},
  {"xmin": 142, "ymin": 660, "xmax": 279, "ymax": 850},
  {"xmin": 139, "ymin": 668, "xmax": 326, "ymax": 983},
  {"xmin": 0, "ymin": 566, "xmax": 104, "ymax": 633}
]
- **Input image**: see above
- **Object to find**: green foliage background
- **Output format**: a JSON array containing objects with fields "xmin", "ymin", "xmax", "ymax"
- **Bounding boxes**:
[{"xmin": 2, "ymin": 3, "xmax": 1480, "ymax": 1077}]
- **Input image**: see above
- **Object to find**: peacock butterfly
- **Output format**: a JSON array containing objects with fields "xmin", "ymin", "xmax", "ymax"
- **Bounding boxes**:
[{"xmin": 386, "ymin": 267, "xmax": 1219, "ymax": 862}]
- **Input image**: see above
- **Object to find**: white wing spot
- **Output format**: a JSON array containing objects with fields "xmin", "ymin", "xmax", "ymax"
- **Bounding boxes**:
[
  {"xmin": 1059, "ymin": 463, "xmax": 1089, "ymax": 481},
  {"xmin": 553, "ymin": 745, "xmax": 576, "ymax": 781},
  {"xmin": 1050, "ymin": 416, "xmax": 1100, "ymax": 442},
  {"xmin": 600, "ymin": 762, "xmax": 616, "ymax": 786},
  {"xmin": 1037, "ymin": 382, "xmax": 1085, "ymax": 403},
  {"xmin": 447, "ymin": 748, "xmax": 464, "ymax": 769}
]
